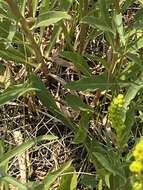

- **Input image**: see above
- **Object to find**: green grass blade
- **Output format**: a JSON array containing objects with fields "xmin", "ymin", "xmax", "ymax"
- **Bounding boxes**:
[
  {"xmin": 0, "ymin": 140, "xmax": 9, "ymax": 190},
  {"xmin": 36, "ymin": 11, "xmax": 71, "ymax": 27},
  {"xmin": 0, "ymin": 84, "xmax": 35, "ymax": 107},
  {"xmin": 34, "ymin": 161, "xmax": 72, "ymax": 190},
  {"xmin": 0, "ymin": 175, "xmax": 29, "ymax": 190},
  {"xmin": 57, "ymin": 166, "xmax": 78, "ymax": 190},
  {"xmin": 44, "ymin": 23, "xmax": 62, "ymax": 58},
  {"xmin": 65, "ymin": 74, "xmax": 113, "ymax": 91},
  {"xmin": 32, "ymin": 0, "xmax": 39, "ymax": 17},
  {"xmin": 44, "ymin": 0, "xmax": 73, "ymax": 58},
  {"xmin": 0, "ymin": 135, "xmax": 57, "ymax": 167}
]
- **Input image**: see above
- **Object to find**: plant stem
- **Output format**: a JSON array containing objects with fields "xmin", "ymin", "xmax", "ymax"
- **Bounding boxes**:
[
  {"xmin": 77, "ymin": 0, "xmax": 89, "ymax": 54},
  {"xmin": 5, "ymin": 0, "xmax": 48, "ymax": 75}
]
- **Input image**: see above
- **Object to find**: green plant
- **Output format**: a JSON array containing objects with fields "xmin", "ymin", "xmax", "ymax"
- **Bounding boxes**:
[{"xmin": 1, "ymin": 0, "xmax": 143, "ymax": 189}]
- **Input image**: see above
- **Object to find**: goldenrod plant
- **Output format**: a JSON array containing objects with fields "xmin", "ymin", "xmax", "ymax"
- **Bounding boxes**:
[
  {"xmin": 130, "ymin": 139, "xmax": 143, "ymax": 190},
  {"xmin": 0, "ymin": 0, "xmax": 143, "ymax": 189},
  {"xmin": 108, "ymin": 94, "xmax": 125, "ymax": 136}
]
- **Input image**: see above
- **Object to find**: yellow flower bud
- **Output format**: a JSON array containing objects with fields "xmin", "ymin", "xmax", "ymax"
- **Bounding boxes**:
[
  {"xmin": 108, "ymin": 94, "xmax": 125, "ymax": 131},
  {"xmin": 130, "ymin": 161, "xmax": 143, "ymax": 173},
  {"xmin": 133, "ymin": 140, "xmax": 143, "ymax": 160}
]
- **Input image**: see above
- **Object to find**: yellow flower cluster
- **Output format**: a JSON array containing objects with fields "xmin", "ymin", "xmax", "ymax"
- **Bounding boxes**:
[
  {"xmin": 108, "ymin": 94, "xmax": 125, "ymax": 132},
  {"xmin": 133, "ymin": 182, "xmax": 142, "ymax": 190},
  {"xmin": 130, "ymin": 139, "xmax": 143, "ymax": 190},
  {"xmin": 130, "ymin": 139, "xmax": 143, "ymax": 173}
]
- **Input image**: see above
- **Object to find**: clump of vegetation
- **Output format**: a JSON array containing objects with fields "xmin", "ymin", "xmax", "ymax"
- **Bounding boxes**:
[{"xmin": 0, "ymin": 0, "xmax": 143, "ymax": 189}]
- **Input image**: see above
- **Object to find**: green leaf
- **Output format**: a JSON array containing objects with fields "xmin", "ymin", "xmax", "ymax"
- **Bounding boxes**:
[
  {"xmin": 0, "ymin": 140, "xmax": 8, "ymax": 171},
  {"xmin": 98, "ymin": 178, "xmax": 103, "ymax": 190},
  {"xmin": 60, "ymin": 51, "xmax": 92, "ymax": 76},
  {"xmin": 0, "ymin": 1, "xmax": 16, "ymax": 20},
  {"xmin": 86, "ymin": 139, "xmax": 126, "ymax": 180},
  {"xmin": 65, "ymin": 74, "xmax": 115, "ymax": 91},
  {"xmin": 0, "ymin": 42, "xmax": 27, "ymax": 64},
  {"xmin": 29, "ymin": 74, "xmax": 59, "ymax": 110},
  {"xmin": 121, "ymin": 0, "xmax": 134, "ymax": 13},
  {"xmin": 57, "ymin": 166, "xmax": 77, "ymax": 190},
  {"xmin": 99, "ymin": 0, "xmax": 111, "ymax": 26},
  {"xmin": 81, "ymin": 16, "xmax": 114, "ymax": 34},
  {"xmin": 39, "ymin": 0, "xmax": 50, "ymax": 14},
  {"xmin": 74, "ymin": 112, "xmax": 92, "ymax": 144},
  {"xmin": 65, "ymin": 94, "xmax": 93, "ymax": 112},
  {"xmin": 44, "ymin": 0, "xmax": 73, "ymax": 58},
  {"xmin": 60, "ymin": 0, "xmax": 73, "ymax": 11},
  {"xmin": 0, "ymin": 140, "xmax": 9, "ymax": 190},
  {"xmin": 30, "ymin": 74, "xmax": 76, "ymax": 131},
  {"xmin": 127, "ymin": 53, "xmax": 143, "ymax": 68},
  {"xmin": 32, "ymin": 0, "xmax": 39, "ymax": 17},
  {"xmin": 0, "ymin": 135, "xmax": 57, "ymax": 167},
  {"xmin": 19, "ymin": 0, "xmax": 26, "ymax": 16},
  {"xmin": 138, "ymin": 0, "xmax": 143, "ymax": 6},
  {"xmin": 85, "ymin": 53, "xmax": 110, "ymax": 70},
  {"xmin": 80, "ymin": 174, "xmax": 97, "ymax": 189},
  {"xmin": 129, "ymin": 38, "xmax": 143, "ymax": 53},
  {"xmin": 44, "ymin": 23, "xmax": 62, "ymax": 58},
  {"xmin": 93, "ymin": 152, "xmax": 116, "ymax": 175},
  {"xmin": 0, "ymin": 20, "xmax": 12, "ymax": 39},
  {"xmin": 135, "ymin": 7, "xmax": 143, "ymax": 22},
  {"xmin": 34, "ymin": 161, "xmax": 72, "ymax": 190},
  {"xmin": 120, "ymin": 108, "xmax": 134, "ymax": 146},
  {"xmin": 7, "ymin": 22, "xmax": 17, "ymax": 43},
  {"xmin": 114, "ymin": 13, "xmax": 125, "ymax": 46},
  {"xmin": 124, "ymin": 73, "xmax": 143, "ymax": 112},
  {"xmin": 0, "ymin": 83, "xmax": 35, "ymax": 106},
  {"xmin": 36, "ymin": 11, "xmax": 71, "ymax": 27},
  {"xmin": 0, "ymin": 175, "xmax": 28, "ymax": 190}
]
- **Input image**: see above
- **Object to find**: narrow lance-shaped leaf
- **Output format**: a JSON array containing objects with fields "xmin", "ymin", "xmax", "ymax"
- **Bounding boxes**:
[
  {"xmin": 123, "ymin": 73, "xmax": 143, "ymax": 121},
  {"xmin": 0, "ymin": 135, "xmax": 57, "ymax": 167},
  {"xmin": 60, "ymin": 51, "xmax": 92, "ymax": 76},
  {"xmin": 65, "ymin": 74, "xmax": 115, "ymax": 91},
  {"xmin": 121, "ymin": 0, "xmax": 134, "ymax": 13},
  {"xmin": 65, "ymin": 94, "xmax": 93, "ymax": 112},
  {"xmin": 44, "ymin": 0, "xmax": 73, "ymax": 58},
  {"xmin": 0, "ymin": 83, "xmax": 36, "ymax": 107},
  {"xmin": 0, "ymin": 140, "xmax": 9, "ymax": 190},
  {"xmin": 114, "ymin": 13, "xmax": 125, "ymax": 46},
  {"xmin": 57, "ymin": 166, "xmax": 78, "ymax": 190},
  {"xmin": 0, "ymin": 175, "xmax": 29, "ymax": 190},
  {"xmin": 29, "ymin": 74, "xmax": 76, "ymax": 131},
  {"xmin": 44, "ymin": 23, "xmax": 62, "ymax": 58},
  {"xmin": 60, "ymin": 0, "xmax": 73, "ymax": 11},
  {"xmin": 99, "ymin": 0, "xmax": 111, "ymax": 26},
  {"xmin": 7, "ymin": 22, "xmax": 17, "ymax": 43},
  {"xmin": 81, "ymin": 16, "xmax": 115, "ymax": 34},
  {"xmin": 34, "ymin": 161, "xmax": 72, "ymax": 190},
  {"xmin": 32, "ymin": 0, "xmax": 39, "ymax": 17},
  {"xmin": 74, "ymin": 112, "xmax": 92, "ymax": 144},
  {"xmin": 36, "ymin": 11, "xmax": 71, "ymax": 27}
]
